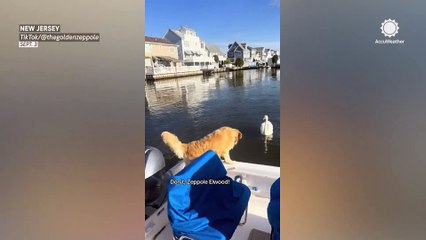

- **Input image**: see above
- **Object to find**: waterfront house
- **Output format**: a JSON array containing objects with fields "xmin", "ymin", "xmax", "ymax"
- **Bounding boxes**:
[
  {"xmin": 227, "ymin": 42, "xmax": 252, "ymax": 64},
  {"xmin": 264, "ymin": 48, "xmax": 279, "ymax": 61},
  {"xmin": 164, "ymin": 26, "xmax": 215, "ymax": 67},
  {"xmin": 254, "ymin": 47, "xmax": 267, "ymax": 62},
  {"xmin": 247, "ymin": 46, "xmax": 258, "ymax": 62},
  {"xmin": 205, "ymin": 44, "xmax": 226, "ymax": 67},
  {"xmin": 145, "ymin": 36, "xmax": 181, "ymax": 67}
]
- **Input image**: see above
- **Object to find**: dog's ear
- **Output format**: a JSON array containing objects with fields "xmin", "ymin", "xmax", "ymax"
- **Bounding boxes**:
[
  {"xmin": 234, "ymin": 130, "xmax": 243, "ymax": 144},
  {"xmin": 234, "ymin": 130, "xmax": 242, "ymax": 145},
  {"xmin": 238, "ymin": 131, "xmax": 243, "ymax": 140}
]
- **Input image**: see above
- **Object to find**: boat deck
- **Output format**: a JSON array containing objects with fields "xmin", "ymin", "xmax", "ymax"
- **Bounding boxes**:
[
  {"xmin": 231, "ymin": 194, "xmax": 271, "ymax": 240},
  {"xmin": 226, "ymin": 162, "xmax": 278, "ymax": 240}
]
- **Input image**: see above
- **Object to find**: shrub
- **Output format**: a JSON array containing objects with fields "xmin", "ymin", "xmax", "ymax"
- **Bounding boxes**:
[
  {"xmin": 235, "ymin": 58, "xmax": 244, "ymax": 67},
  {"xmin": 213, "ymin": 55, "xmax": 219, "ymax": 63},
  {"xmin": 272, "ymin": 54, "xmax": 279, "ymax": 64}
]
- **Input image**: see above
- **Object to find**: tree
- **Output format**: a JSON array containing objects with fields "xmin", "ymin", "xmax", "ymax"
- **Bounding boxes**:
[
  {"xmin": 272, "ymin": 54, "xmax": 279, "ymax": 65},
  {"xmin": 213, "ymin": 55, "xmax": 219, "ymax": 63},
  {"xmin": 224, "ymin": 59, "xmax": 231, "ymax": 64},
  {"xmin": 235, "ymin": 58, "xmax": 244, "ymax": 67}
]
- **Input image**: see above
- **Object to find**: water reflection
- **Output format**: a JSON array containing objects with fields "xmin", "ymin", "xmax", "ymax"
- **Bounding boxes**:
[
  {"xmin": 146, "ymin": 69, "xmax": 280, "ymax": 167},
  {"xmin": 264, "ymin": 135, "xmax": 273, "ymax": 154},
  {"xmin": 271, "ymin": 68, "xmax": 278, "ymax": 79}
]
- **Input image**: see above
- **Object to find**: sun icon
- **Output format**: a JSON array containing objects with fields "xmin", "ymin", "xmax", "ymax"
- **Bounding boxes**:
[{"xmin": 380, "ymin": 19, "xmax": 399, "ymax": 38}]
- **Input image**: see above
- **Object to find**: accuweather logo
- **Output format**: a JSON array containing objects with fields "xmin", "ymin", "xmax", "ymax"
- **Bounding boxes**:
[
  {"xmin": 375, "ymin": 18, "xmax": 405, "ymax": 45},
  {"xmin": 380, "ymin": 19, "xmax": 399, "ymax": 37}
]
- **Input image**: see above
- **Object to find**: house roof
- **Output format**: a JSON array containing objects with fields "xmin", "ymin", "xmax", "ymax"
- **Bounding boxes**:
[
  {"xmin": 168, "ymin": 26, "xmax": 196, "ymax": 39},
  {"xmin": 206, "ymin": 44, "xmax": 225, "ymax": 55},
  {"xmin": 229, "ymin": 42, "xmax": 245, "ymax": 52},
  {"xmin": 145, "ymin": 36, "xmax": 176, "ymax": 45},
  {"xmin": 169, "ymin": 29, "xmax": 183, "ymax": 38},
  {"xmin": 180, "ymin": 26, "xmax": 195, "ymax": 32}
]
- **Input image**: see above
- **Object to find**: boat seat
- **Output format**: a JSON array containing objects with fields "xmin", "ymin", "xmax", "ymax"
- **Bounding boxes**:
[
  {"xmin": 267, "ymin": 177, "xmax": 280, "ymax": 240},
  {"xmin": 167, "ymin": 150, "xmax": 251, "ymax": 240}
]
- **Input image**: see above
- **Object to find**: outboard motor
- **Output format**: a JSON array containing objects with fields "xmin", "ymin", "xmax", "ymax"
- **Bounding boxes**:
[
  {"xmin": 145, "ymin": 146, "xmax": 188, "ymax": 239},
  {"xmin": 145, "ymin": 146, "xmax": 167, "ymax": 218},
  {"xmin": 145, "ymin": 146, "xmax": 165, "ymax": 180}
]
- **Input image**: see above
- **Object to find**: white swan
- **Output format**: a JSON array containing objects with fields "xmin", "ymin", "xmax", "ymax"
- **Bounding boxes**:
[{"xmin": 260, "ymin": 115, "xmax": 273, "ymax": 136}]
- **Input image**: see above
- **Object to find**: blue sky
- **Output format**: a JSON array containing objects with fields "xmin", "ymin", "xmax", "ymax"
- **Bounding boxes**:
[{"xmin": 145, "ymin": 0, "xmax": 280, "ymax": 53}]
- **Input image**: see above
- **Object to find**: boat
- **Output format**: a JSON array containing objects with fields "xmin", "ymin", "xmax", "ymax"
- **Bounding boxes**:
[{"xmin": 145, "ymin": 146, "xmax": 280, "ymax": 240}]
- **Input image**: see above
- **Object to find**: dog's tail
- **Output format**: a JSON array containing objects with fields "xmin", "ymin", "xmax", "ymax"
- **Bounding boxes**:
[{"xmin": 161, "ymin": 131, "xmax": 186, "ymax": 159}]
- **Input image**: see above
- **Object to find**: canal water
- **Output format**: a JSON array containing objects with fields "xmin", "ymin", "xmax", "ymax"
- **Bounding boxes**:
[{"xmin": 145, "ymin": 69, "xmax": 280, "ymax": 168}]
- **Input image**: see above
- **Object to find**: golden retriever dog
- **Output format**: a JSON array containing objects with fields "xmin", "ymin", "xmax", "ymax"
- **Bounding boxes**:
[{"xmin": 161, "ymin": 126, "xmax": 243, "ymax": 165}]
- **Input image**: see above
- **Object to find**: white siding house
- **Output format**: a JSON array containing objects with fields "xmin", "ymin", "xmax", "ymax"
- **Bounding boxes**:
[
  {"xmin": 164, "ymin": 26, "xmax": 215, "ymax": 67},
  {"xmin": 265, "ymin": 48, "xmax": 279, "ymax": 61},
  {"xmin": 254, "ymin": 47, "xmax": 267, "ymax": 62}
]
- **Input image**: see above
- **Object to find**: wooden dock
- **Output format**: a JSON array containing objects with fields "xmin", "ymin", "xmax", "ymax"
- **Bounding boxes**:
[
  {"xmin": 145, "ymin": 66, "xmax": 275, "ymax": 81},
  {"xmin": 146, "ymin": 68, "xmax": 227, "ymax": 81}
]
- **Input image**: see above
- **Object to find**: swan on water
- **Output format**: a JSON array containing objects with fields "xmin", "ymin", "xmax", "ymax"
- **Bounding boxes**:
[{"xmin": 260, "ymin": 115, "xmax": 273, "ymax": 136}]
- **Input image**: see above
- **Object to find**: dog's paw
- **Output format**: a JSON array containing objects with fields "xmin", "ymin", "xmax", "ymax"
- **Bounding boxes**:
[{"xmin": 224, "ymin": 160, "xmax": 236, "ymax": 164}]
